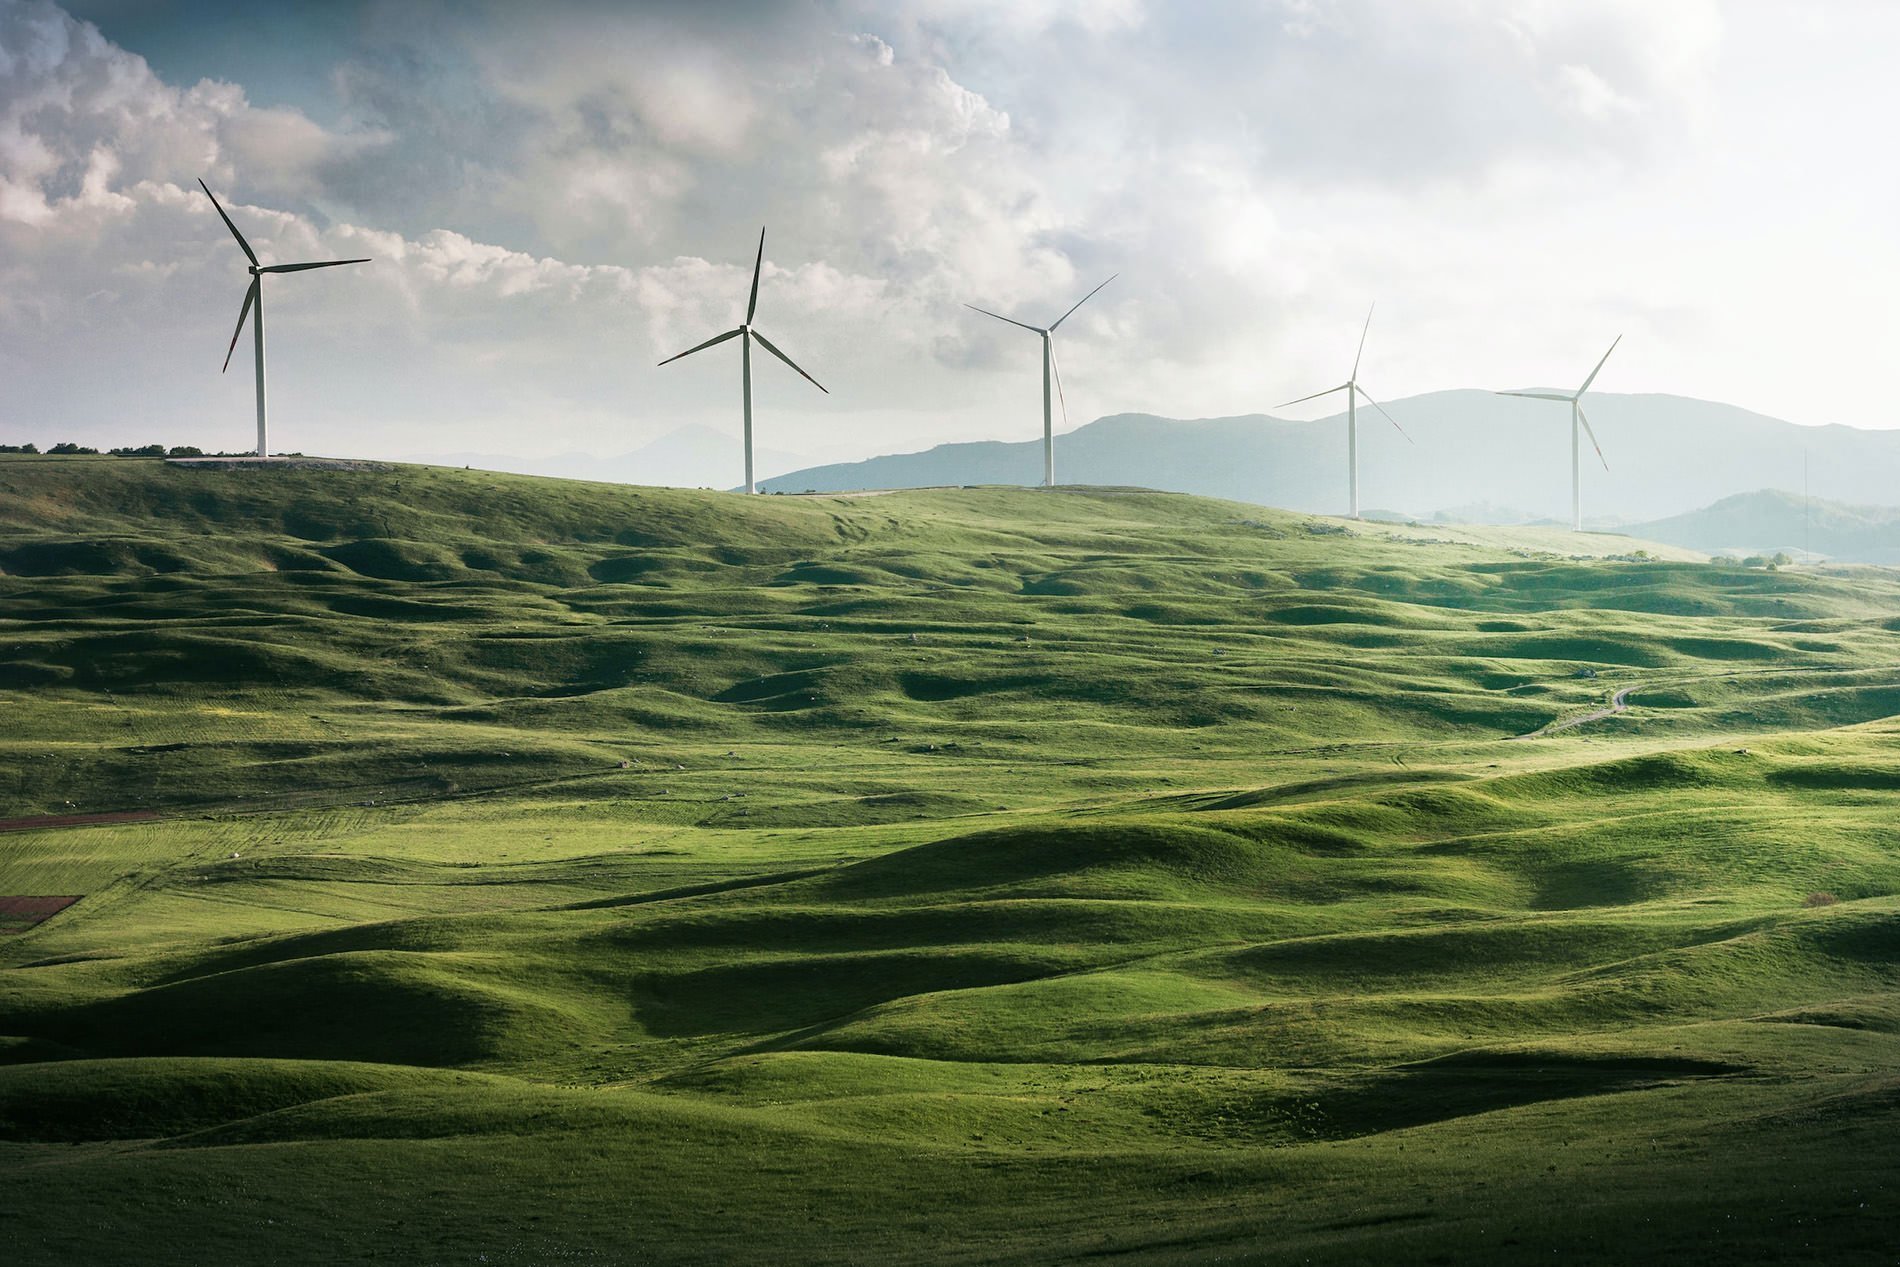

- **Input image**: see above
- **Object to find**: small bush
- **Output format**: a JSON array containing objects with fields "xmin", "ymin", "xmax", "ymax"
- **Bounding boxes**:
[{"xmin": 1803, "ymin": 891, "xmax": 1839, "ymax": 908}]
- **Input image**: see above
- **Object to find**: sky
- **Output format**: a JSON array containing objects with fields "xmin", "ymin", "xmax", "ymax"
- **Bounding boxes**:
[{"xmin": 2, "ymin": 0, "xmax": 1899, "ymax": 481}]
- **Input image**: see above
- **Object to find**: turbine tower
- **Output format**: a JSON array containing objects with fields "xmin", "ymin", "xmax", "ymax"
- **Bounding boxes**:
[
  {"xmin": 1496, "ymin": 335, "xmax": 1620, "ymax": 532},
  {"xmin": 199, "ymin": 180, "xmax": 369, "ymax": 458},
  {"xmin": 658, "ymin": 228, "xmax": 828, "ymax": 494},
  {"xmin": 965, "ymin": 275, "xmax": 1116, "ymax": 488},
  {"xmin": 1277, "ymin": 305, "xmax": 1410, "ymax": 520}
]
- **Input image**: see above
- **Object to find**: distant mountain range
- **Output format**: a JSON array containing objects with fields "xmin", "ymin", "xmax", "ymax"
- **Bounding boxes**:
[
  {"xmin": 1626, "ymin": 489, "xmax": 1900, "ymax": 565},
  {"xmin": 756, "ymin": 390, "xmax": 1900, "ymax": 526}
]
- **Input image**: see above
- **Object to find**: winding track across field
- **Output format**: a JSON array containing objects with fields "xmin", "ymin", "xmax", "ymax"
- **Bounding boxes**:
[{"xmin": 1518, "ymin": 684, "xmax": 1639, "ymax": 739}]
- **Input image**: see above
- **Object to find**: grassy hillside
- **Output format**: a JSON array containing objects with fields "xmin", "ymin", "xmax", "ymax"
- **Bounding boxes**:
[{"xmin": 5, "ymin": 454, "xmax": 1900, "ymax": 1263}]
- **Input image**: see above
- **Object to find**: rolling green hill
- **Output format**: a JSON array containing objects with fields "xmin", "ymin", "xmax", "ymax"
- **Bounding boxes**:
[{"xmin": 5, "ymin": 454, "xmax": 1900, "ymax": 1263}]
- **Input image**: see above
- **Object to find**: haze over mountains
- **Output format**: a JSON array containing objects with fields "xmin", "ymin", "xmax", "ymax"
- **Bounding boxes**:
[
  {"xmin": 409, "ymin": 425, "xmax": 807, "ymax": 490},
  {"xmin": 399, "ymin": 390, "xmax": 1900, "ymax": 560},
  {"xmin": 1626, "ymin": 490, "xmax": 1900, "ymax": 566},
  {"xmin": 755, "ymin": 391, "xmax": 1898, "ymax": 527}
]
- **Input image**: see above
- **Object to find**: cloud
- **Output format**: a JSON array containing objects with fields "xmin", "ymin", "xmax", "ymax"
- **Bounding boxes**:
[
  {"xmin": 0, "ymin": 0, "xmax": 392, "ymax": 227},
  {"xmin": 5, "ymin": 0, "xmax": 1787, "ymax": 478}
]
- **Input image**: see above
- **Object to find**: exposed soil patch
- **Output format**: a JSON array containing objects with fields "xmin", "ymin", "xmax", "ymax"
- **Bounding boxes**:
[
  {"xmin": 0, "ymin": 895, "xmax": 81, "ymax": 932},
  {"xmin": 0, "ymin": 810, "xmax": 159, "ymax": 834},
  {"xmin": 166, "ymin": 457, "xmax": 393, "ymax": 471}
]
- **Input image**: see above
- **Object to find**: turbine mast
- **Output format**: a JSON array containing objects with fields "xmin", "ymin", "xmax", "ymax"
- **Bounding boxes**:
[
  {"xmin": 1348, "ymin": 382, "xmax": 1359, "ymax": 520},
  {"xmin": 1571, "ymin": 399, "xmax": 1581, "ymax": 532},
  {"xmin": 1041, "ymin": 333, "xmax": 1054, "ymax": 488},
  {"xmin": 253, "ymin": 280, "xmax": 268, "ymax": 458},
  {"xmin": 742, "ymin": 330, "xmax": 755, "ymax": 495}
]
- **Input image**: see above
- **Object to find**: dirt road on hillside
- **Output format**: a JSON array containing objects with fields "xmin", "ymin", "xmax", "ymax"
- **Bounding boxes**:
[{"xmin": 1517, "ymin": 685, "xmax": 1638, "ymax": 739}]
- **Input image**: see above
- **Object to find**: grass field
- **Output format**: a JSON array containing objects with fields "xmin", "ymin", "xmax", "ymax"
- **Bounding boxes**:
[{"xmin": 4, "ymin": 454, "xmax": 1900, "ymax": 1262}]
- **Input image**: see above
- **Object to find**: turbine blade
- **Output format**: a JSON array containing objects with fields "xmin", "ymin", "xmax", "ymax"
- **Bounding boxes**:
[
  {"xmin": 258, "ymin": 259, "xmax": 371, "ymax": 274},
  {"xmin": 751, "ymin": 329, "xmax": 828, "ymax": 394},
  {"xmin": 1049, "ymin": 338, "xmax": 1069, "ymax": 429},
  {"xmin": 1352, "ymin": 303, "xmax": 1374, "ymax": 379},
  {"xmin": 1355, "ymin": 385, "xmax": 1413, "ymax": 444},
  {"xmin": 222, "ymin": 278, "xmax": 258, "ymax": 373},
  {"xmin": 197, "ymin": 178, "xmax": 257, "ymax": 266},
  {"xmin": 1048, "ymin": 274, "xmax": 1116, "ymax": 331},
  {"xmin": 1277, "ymin": 383, "xmax": 1352, "ymax": 410},
  {"xmin": 746, "ymin": 227, "xmax": 765, "ymax": 325},
  {"xmin": 1497, "ymin": 391, "xmax": 1574, "ymax": 401},
  {"xmin": 964, "ymin": 303, "xmax": 1043, "ymax": 335},
  {"xmin": 1579, "ymin": 333, "xmax": 1622, "ymax": 395},
  {"xmin": 658, "ymin": 327, "xmax": 742, "ymax": 367},
  {"xmin": 1577, "ymin": 402, "xmax": 1610, "ymax": 471}
]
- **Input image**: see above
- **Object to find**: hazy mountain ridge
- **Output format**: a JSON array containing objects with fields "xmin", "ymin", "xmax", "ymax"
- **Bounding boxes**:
[
  {"xmin": 1628, "ymin": 489, "xmax": 1900, "ymax": 564},
  {"xmin": 758, "ymin": 390, "xmax": 1900, "ymax": 524}
]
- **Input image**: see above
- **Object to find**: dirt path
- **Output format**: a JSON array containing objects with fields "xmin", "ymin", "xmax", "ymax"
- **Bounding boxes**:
[{"xmin": 1517, "ymin": 684, "xmax": 1639, "ymax": 739}]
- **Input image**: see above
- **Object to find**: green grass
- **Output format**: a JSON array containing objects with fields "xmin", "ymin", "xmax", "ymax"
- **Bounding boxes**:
[{"xmin": 5, "ymin": 454, "xmax": 1900, "ymax": 1262}]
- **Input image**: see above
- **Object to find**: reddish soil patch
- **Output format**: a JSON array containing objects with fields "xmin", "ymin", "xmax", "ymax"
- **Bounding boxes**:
[
  {"xmin": 0, "ymin": 895, "xmax": 81, "ymax": 932},
  {"xmin": 0, "ymin": 810, "xmax": 159, "ymax": 834}
]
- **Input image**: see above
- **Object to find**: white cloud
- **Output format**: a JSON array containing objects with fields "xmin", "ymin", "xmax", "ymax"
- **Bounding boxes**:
[
  {"xmin": 9, "ymin": 0, "xmax": 1900, "ymax": 490},
  {"xmin": 0, "ymin": 0, "xmax": 392, "ymax": 228}
]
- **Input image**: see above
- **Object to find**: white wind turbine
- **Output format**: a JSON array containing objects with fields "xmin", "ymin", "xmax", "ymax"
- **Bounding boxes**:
[
  {"xmin": 1496, "ymin": 335, "xmax": 1621, "ymax": 532},
  {"xmin": 965, "ymin": 276, "xmax": 1116, "ymax": 488},
  {"xmin": 200, "ymin": 180, "xmax": 369, "ymax": 458},
  {"xmin": 1277, "ymin": 305, "xmax": 1411, "ymax": 520},
  {"xmin": 658, "ymin": 228, "xmax": 828, "ymax": 494}
]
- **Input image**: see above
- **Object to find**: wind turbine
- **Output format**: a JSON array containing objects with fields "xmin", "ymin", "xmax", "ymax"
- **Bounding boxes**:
[
  {"xmin": 1277, "ymin": 305, "xmax": 1410, "ymax": 520},
  {"xmin": 965, "ymin": 275, "xmax": 1116, "ymax": 488},
  {"xmin": 199, "ymin": 179, "xmax": 369, "ymax": 458},
  {"xmin": 1496, "ymin": 335, "xmax": 1620, "ymax": 532},
  {"xmin": 658, "ymin": 228, "xmax": 827, "ymax": 494}
]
